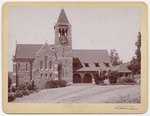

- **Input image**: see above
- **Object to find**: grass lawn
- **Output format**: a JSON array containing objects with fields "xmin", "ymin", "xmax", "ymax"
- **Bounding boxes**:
[{"xmin": 14, "ymin": 84, "xmax": 140, "ymax": 103}]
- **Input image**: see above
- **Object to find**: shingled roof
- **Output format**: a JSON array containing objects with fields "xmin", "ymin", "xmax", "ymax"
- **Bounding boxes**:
[
  {"xmin": 57, "ymin": 9, "xmax": 69, "ymax": 23},
  {"xmin": 73, "ymin": 50, "xmax": 112, "ymax": 71},
  {"xmin": 14, "ymin": 44, "xmax": 111, "ymax": 65},
  {"xmin": 73, "ymin": 50, "xmax": 111, "ymax": 64},
  {"xmin": 111, "ymin": 63, "xmax": 132, "ymax": 73},
  {"xmin": 14, "ymin": 44, "xmax": 54, "ymax": 59}
]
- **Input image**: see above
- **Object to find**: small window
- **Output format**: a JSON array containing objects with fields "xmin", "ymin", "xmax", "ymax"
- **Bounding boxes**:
[
  {"xmin": 104, "ymin": 62, "xmax": 110, "ymax": 67},
  {"xmin": 26, "ymin": 63, "xmax": 28, "ymax": 71},
  {"xmin": 18, "ymin": 63, "xmax": 20, "ymax": 71},
  {"xmin": 84, "ymin": 63, "xmax": 89, "ymax": 67},
  {"xmin": 49, "ymin": 61, "xmax": 52, "ymax": 69},
  {"xmin": 45, "ymin": 56, "xmax": 48, "ymax": 69},
  {"xmin": 41, "ymin": 73, "xmax": 43, "ymax": 77},
  {"xmin": 40, "ymin": 61, "xmax": 43, "ymax": 70},
  {"xmin": 45, "ymin": 74, "xmax": 47, "ymax": 77},
  {"xmin": 50, "ymin": 73, "xmax": 52, "ymax": 77},
  {"xmin": 95, "ymin": 63, "xmax": 99, "ymax": 67},
  {"xmin": 66, "ymin": 70, "xmax": 67, "ymax": 77}
]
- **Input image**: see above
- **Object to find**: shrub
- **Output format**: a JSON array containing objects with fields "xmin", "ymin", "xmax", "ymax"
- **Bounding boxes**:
[
  {"xmin": 26, "ymin": 84, "xmax": 32, "ymax": 91},
  {"xmin": 117, "ymin": 77, "xmax": 136, "ymax": 85},
  {"xmin": 22, "ymin": 90, "xmax": 30, "ymax": 96},
  {"xmin": 15, "ymin": 91, "xmax": 23, "ymax": 98},
  {"xmin": 17, "ymin": 83, "xmax": 26, "ymax": 91},
  {"xmin": 17, "ymin": 83, "xmax": 33, "ymax": 91},
  {"xmin": 10, "ymin": 86, "xmax": 16, "ymax": 92},
  {"xmin": 8, "ymin": 93, "xmax": 15, "ymax": 102},
  {"xmin": 59, "ymin": 80, "xmax": 67, "ymax": 87},
  {"xmin": 45, "ymin": 80, "xmax": 67, "ymax": 89},
  {"xmin": 50, "ymin": 80, "xmax": 59, "ymax": 88}
]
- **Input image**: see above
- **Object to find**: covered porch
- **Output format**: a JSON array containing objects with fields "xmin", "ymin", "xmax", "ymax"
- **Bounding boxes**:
[{"xmin": 73, "ymin": 67, "xmax": 109, "ymax": 84}]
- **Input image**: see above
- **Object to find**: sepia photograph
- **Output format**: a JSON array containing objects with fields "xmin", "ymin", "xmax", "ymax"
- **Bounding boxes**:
[{"xmin": 7, "ymin": 5, "xmax": 142, "ymax": 103}]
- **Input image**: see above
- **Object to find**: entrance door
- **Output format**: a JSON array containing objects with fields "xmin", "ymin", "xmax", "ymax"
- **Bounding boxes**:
[
  {"xmin": 73, "ymin": 74, "xmax": 81, "ymax": 83},
  {"xmin": 83, "ymin": 73, "xmax": 92, "ymax": 83}
]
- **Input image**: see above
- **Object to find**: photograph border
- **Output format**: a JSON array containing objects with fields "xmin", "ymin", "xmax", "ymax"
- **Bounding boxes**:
[{"xmin": 2, "ymin": 2, "xmax": 148, "ymax": 113}]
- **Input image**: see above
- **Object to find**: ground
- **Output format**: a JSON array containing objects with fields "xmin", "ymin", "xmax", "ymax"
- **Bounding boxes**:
[{"xmin": 14, "ymin": 84, "xmax": 140, "ymax": 103}]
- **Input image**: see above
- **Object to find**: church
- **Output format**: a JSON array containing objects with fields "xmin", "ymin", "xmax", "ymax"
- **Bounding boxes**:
[{"xmin": 12, "ymin": 9, "xmax": 112, "ymax": 89}]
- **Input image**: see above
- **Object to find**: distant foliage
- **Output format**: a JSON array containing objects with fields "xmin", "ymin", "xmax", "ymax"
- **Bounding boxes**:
[
  {"xmin": 117, "ymin": 77, "xmax": 136, "ymax": 85},
  {"xmin": 110, "ymin": 49, "xmax": 122, "ymax": 66},
  {"xmin": 128, "ymin": 32, "xmax": 141, "ymax": 74},
  {"xmin": 8, "ymin": 76, "xmax": 12, "ymax": 88},
  {"xmin": 8, "ymin": 75, "xmax": 12, "ymax": 92},
  {"xmin": 107, "ymin": 71, "xmax": 118, "ymax": 83}
]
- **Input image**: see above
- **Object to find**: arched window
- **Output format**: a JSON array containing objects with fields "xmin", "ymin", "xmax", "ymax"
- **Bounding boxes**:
[
  {"xmin": 49, "ymin": 61, "xmax": 52, "ymax": 69},
  {"xmin": 40, "ymin": 61, "xmax": 43, "ymax": 70},
  {"xmin": 45, "ymin": 56, "xmax": 48, "ymax": 69},
  {"xmin": 59, "ymin": 28, "xmax": 61, "ymax": 36},
  {"xmin": 65, "ymin": 70, "xmax": 67, "ymax": 77},
  {"xmin": 62, "ymin": 29, "xmax": 65, "ymax": 36},
  {"xmin": 45, "ymin": 74, "xmax": 48, "ymax": 77},
  {"xmin": 65, "ymin": 29, "xmax": 68, "ymax": 36},
  {"xmin": 18, "ymin": 63, "xmax": 20, "ymax": 71},
  {"xmin": 49, "ymin": 73, "xmax": 52, "ymax": 77},
  {"xmin": 26, "ymin": 63, "xmax": 28, "ymax": 71}
]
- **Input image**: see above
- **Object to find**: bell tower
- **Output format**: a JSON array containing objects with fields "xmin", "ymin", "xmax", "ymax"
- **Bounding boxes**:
[{"xmin": 54, "ymin": 8, "xmax": 72, "ymax": 83}]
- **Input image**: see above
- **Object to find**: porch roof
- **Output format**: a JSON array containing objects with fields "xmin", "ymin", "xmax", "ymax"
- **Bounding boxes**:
[
  {"xmin": 76, "ymin": 66, "xmax": 111, "ymax": 72},
  {"xmin": 111, "ymin": 63, "xmax": 132, "ymax": 73}
]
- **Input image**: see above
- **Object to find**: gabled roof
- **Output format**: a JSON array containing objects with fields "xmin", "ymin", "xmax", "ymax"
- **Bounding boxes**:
[
  {"xmin": 111, "ymin": 63, "xmax": 132, "ymax": 73},
  {"xmin": 76, "ymin": 67, "xmax": 111, "ymax": 72},
  {"xmin": 57, "ymin": 9, "xmax": 69, "ymax": 23},
  {"xmin": 73, "ymin": 50, "xmax": 112, "ymax": 71},
  {"xmin": 14, "ymin": 44, "xmax": 54, "ymax": 59},
  {"xmin": 73, "ymin": 50, "xmax": 111, "ymax": 64},
  {"xmin": 36, "ymin": 43, "xmax": 54, "ymax": 55},
  {"xmin": 14, "ymin": 44, "xmax": 112, "ymax": 69}
]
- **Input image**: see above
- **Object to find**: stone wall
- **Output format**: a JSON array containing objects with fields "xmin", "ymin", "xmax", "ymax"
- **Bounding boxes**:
[
  {"xmin": 32, "ymin": 43, "xmax": 55, "ymax": 89},
  {"xmin": 54, "ymin": 23, "xmax": 73, "ymax": 84},
  {"xmin": 13, "ymin": 62, "xmax": 30, "ymax": 84}
]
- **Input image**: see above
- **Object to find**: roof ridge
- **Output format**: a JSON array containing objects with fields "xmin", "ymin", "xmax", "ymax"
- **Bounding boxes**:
[{"xmin": 17, "ymin": 44, "xmax": 54, "ymax": 45}]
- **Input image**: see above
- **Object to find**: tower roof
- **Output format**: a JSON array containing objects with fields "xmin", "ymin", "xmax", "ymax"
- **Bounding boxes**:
[{"xmin": 57, "ymin": 8, "xmax": 69, "ymax": 23}]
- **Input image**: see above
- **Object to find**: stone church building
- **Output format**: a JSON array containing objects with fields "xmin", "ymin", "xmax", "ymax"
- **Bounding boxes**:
[{"xmin": 13, "ymin": 9, "xmax": 112, "ymax": 89}]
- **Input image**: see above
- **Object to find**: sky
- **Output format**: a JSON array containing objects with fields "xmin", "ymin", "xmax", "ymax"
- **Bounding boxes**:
[{"xmin": 8, "ymin": 6, "xmax": 141, "ymax": 71}]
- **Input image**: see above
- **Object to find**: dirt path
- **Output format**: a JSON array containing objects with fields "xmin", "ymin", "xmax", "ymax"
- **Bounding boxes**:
[{"xmin": 14, "ymin": 84, "xmax": 140, "ymax": 103}]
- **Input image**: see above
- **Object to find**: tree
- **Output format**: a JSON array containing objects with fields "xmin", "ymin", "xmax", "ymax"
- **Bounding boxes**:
[
  {"xmin": 110, "ymin": 49, "xmax": 122, "ymax": 66},
  {"xmin": 128, "ymin": 32, "xmax": 141, "ymax": 74},
  {"xmin": 8, "ymin": 75, "xmax": 12, "ymax": 92}
]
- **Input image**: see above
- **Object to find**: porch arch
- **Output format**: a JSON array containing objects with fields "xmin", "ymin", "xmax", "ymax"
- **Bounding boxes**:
[
  {"xmin": 73, "ymin": 73, "xmax": 82, "ymax": 83},
  {"xmin": 83, "ymin": 73, "xmax": 92, "ymax": 83}
]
